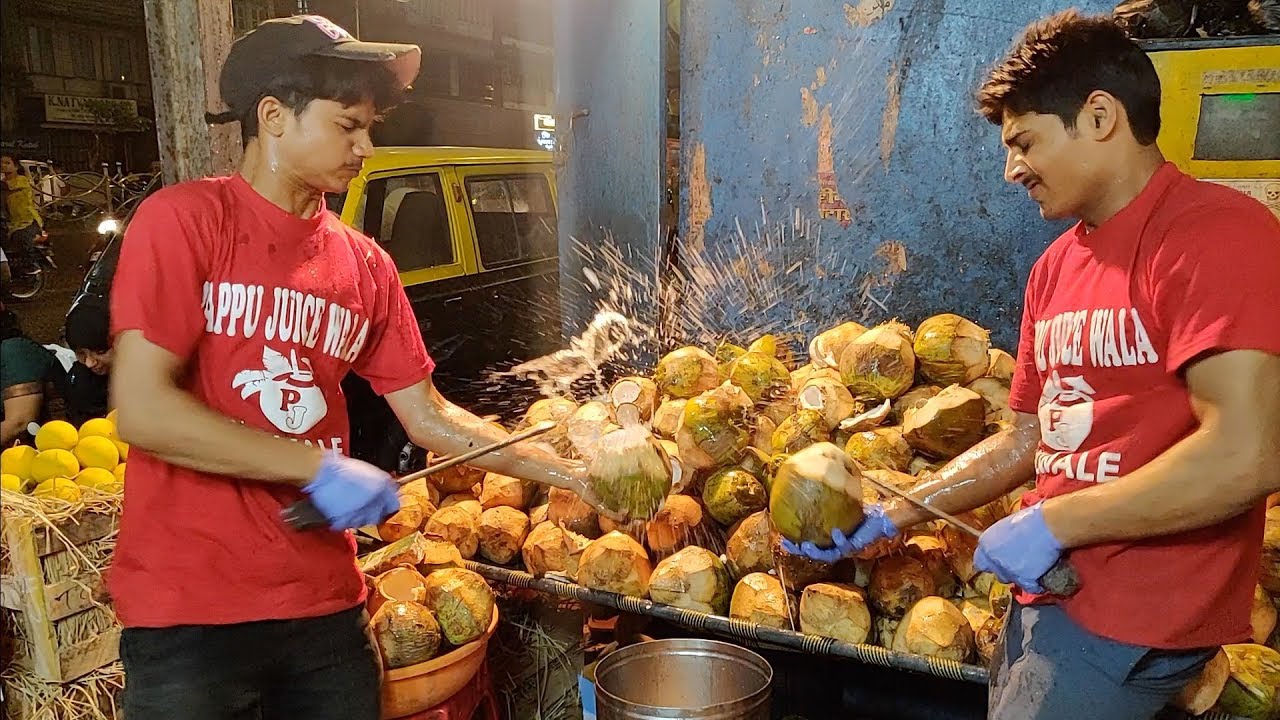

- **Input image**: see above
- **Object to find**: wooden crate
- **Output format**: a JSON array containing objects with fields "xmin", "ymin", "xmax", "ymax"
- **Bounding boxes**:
[{"xmin": 0, "ymin": 512, "xmax": 121, "ymax": 683}]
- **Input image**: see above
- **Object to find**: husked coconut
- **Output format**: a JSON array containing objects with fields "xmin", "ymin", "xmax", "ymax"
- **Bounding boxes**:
[
  {"xmin": 1262, "ymin": 507, "xmax": 1280, "ymax": 594},
  {"xmin": 424, "ymin": 505, "xmax": 480, "ymax": 559},
  {"xmin": 986, "ymin": 349, "xmax": 1015, "ymax": 382},
  {"xmin": 891, "ymin": 596, "xmax": 975, "ymax": 662},
  {"xmin": 379, "ymin": 492, "xmax": 433, "ymax": 542},
  {"xmin": 730, "ymin": 572, "xmax": 794, "ymax": 630},
  {"xmin": 702, "ymin": 468, "xmax": 768, "ymax": 527},
  {"xmin": 1253, "ymin": 585, "xmax": 1278, "ymax": 645},
  {"xmin": 772, "ymin": 410, "xmax": 832, "ymax": 455},
  {"xmin": 522, "ymin": 521, "xmax": 590, "ymax": 577},
  {"xmin": 1218, "ymin": 643, "xmax": 1280, "ymax": 720},
  {"xmin": 791, "ymin": 365, "xmax": 842, "ymax": 393},
  {"xmin": 427, "ymin": 459, "xmax": 486, "ymax": 495},
  {"xmin": 577, "ymin": 531, "xmax": 653, "ymax": 597},
  {"xmin": 654, "ymin": 347, "xmax": 721, "ymax": 399},
  {"xmin": 904, "ymin": 534, "xmax": 959, "ymax": 598},
  {"xmin": 810, "ymin": 322, "xmax": 870, "ymax": 369},
  {"xmin": 645, "ymin": 494, "xmax": 707, "ymax": 555},
  {"xmin": 478, "ymin": 506, "xmax": 531, "ymax": 565},
  {"xmin": 799, "ymin": 377, "xmax": 858, "ymax": 428},
  {"xmin": 589, "ymin": 424, "xmax": 673, "ymax": 520},
  {"xmin": 1173, "ymin": 649, "xmax": 1231, "ymax": 716},
  {"xmin": 892, "ymin": 385, "xmax": 942, "ymax": 424},
  {"xmin": 913, "ymin": 314, "xmax": 991, "ymax": 386},
  {"xmin": 566, "ymin": 401, "xmax": 615, "ymax": 461},
  {"xmin": 771, "ymin": 531, "xmax": 834, "ymax": 593},
  {"xmin": 902, "ymin": 385, "xmax": 986, "ymax": 459},
  {"xmin": 441, "ymin": 495, "xmax": 482, "ymax": 515},
  {"xmin": 959, "ymin": 600, "xmax": 1000, "ymax": 665},
  {"xmin": 521, "ymin": 396, "xmax": 579, "ymax": 453},
  {"xmin": 480, "ymin": 472, "xmax": 535, "ymax": 510},
  {"xmin": 769, "ymin": 443, "xmax": 864, "ymax": 547},
  {"xmin": 715, "ymin": 341, "xmax": 747, "ymax": 376},
  {"xmin": 727, "ymin": 351, "xmax": 792, "ymax": 404},
  {"xmin": 725, "ymin": 511, "xmax": 774, "ymax": 579},
  {"xmin": 371, "ymin": 601, "xmax": 442, "ymax": 669},
  {"xmin": 869, "ymin": 555, "xmax": 938, "ymax": 618},
  {"xmin": 648, "ymin": 546, "xmax": 732, "ymax": 614},
  {"xmin": 529, "ymin": 503, "xmax": 549, "ymax": 527},
  {"xmin": 422, "ymin": 568, "xmax": 495, "ymax": 646},
  {"xmin": 609, "ymin": 377, "xmax": 659, "ymax": 422},
  {"xmin": 548, "ymin": 486, "xmax": 601, "ymax": 537},
  {"xmin": 938, "ymin": 522, "xmax": 981, "ymax": 583},
  {"xmin": 966, "ymin": 377, "xmax": 1016, "ymax": 425},
  {"xmin": 651, "ymin": 399, "xmax": 688, "ymax": 439},
  {"xmin": 676, "ymin": 382, "xmax": 754, "ymax": 469},
  {"xmin": 359, "ymin": 534, "xmax": 437, "ymax": 576},
  {"xmin": 838, "ymin": 323, "xmax": 917, "ymax": 400},
  {"xmin": 401, "ymin": 478, "xmax": 442, "ymax": 509},
  {"xmin": 800, "ymin": 582, "xmax": 872, "ymax": 644},
  {"xmin": 845, "ymin": 428, "xmax": 912, "ymax": 472}
]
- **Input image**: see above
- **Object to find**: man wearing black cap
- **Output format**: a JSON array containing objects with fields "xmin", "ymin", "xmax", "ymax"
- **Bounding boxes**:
[{"xmin": 108, "ymin": 16, "xmax": 613, "ymax": 719}]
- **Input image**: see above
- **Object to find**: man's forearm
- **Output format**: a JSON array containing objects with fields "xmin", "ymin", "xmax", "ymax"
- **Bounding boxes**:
[
  {"xmin": 886, "ymin": 414, "xmax": 1039, "ymax": 528},
  {"xmin": 1042, "ymin": 426, "xmax": 1272, "ymax": 548},
  {"xmin": 116, "ymin": 384, "xmax": 321, "ymax": 485},
  {"xmin": 400, "ymin": 388, "xmax": 577, "ymax": 491}
]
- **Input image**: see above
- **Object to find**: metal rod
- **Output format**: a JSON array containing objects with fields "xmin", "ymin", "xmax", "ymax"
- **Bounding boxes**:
[
  {"xmin": 859, "ymin": 473, "xmax": 983, "ymax": 538},
  {"xmin": 395, "ymin": 420, "xmax": 557, "ymax": 486}
]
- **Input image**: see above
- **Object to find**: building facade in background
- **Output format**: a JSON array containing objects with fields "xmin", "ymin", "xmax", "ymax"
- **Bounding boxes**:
[{"xmin": 0, "ymin": 0, "xmax": 555, "ymax": 173}]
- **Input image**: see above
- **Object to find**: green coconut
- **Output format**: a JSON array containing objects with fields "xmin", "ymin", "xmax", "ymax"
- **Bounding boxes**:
[
  {"xmin": 838, "ymin": 322, "xmax": 917, "ymax": 400},
  {"xmin": 769, "ymin": 443, "xmax": 865, "ymax": 547},
  {"xmin": 902, "ymin": 385, "xmax": 987, "ymax": 460},
  {"xmin": 845, "ymin": 427, "xmax": 912, "ymax": 472},
  {"xmin": 725, "ymin": 511, "xmax": 774, "ymax": 579},
  {"xmin": 702, "ymin": 468, "xmax": 769, "ymax": 527},
  {"xmin": 676, "ymin": 382, "xmax": 754, "ymax": 470},
  {"xmin": 1218, "ymin": 644, "xmax": 1280, "ymax": 720},
  {"xmin": 422, "ymin": 568, "xmax": 495, "ymax": 646},
  {"xmin": 772, "ymin": 409, "xmax": 832, "ymax": 455},
  {"xmin": 371, "ymin": 600, "xmax": 442, "ymax": 669},
  {"xmin": 647, "ymin": 546, "xmax": 732, "ymax": 615},
  {"xmin": 588, "ymin": 425, "xmax": 673, "ymax": 520},
  {"xmin": 655, "ymin": 347, "xmax": 721, "ymax": 399},
  {"xmin": 727, "ymin": 351, "xmax": 792, "ymax": 403},
  {"xmin": 715, "ymin": 340, "xmax": 748, "ymax": 368},
  {"xmin": 914, "ymin": 314, "xmax": 991, "ymax": 386}
]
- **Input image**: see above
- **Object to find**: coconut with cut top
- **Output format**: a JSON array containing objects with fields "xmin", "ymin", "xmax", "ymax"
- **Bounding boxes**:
[
  {"xmin": 914, "ymin": 314, "xmax": 991, "ymax": 386},
  {"xmin": 769, "ymin": 443, "xmax": 864, "ymax": 547},
  {"xmin": 839, "ymin": 322, "xmax": 917, "ymax": 400},
  {"xmin": 676, "ymin": 382, "xmax": 754, "ymax": 470}
]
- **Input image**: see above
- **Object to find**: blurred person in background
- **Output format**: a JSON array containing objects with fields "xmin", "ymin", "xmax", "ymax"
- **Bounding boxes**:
[
  {"xmin": 0, "ymin": 305, "xmax": 67, "ymax": 444},
  {"xmin": 1, "ymin": 154, "xmax": 45, "ymax": 258},
  {"xmin": 64, "ymin": 297, "xmax": 113, "ymax": 424}
]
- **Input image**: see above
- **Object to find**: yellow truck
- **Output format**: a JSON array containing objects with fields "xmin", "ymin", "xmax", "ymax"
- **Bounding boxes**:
[{"xmin": 1144, "ymin": 36, "xmax": 1280, "ymax": 217}]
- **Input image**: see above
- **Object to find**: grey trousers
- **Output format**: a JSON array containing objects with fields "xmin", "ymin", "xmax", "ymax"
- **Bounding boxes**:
[{"xmin": 989, "ymin": 601, "xmax": 1216, "ymax": 720}]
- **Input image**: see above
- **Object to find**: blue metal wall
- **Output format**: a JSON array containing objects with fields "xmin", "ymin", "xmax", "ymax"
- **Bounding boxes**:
[
  {"xmin": 679, "ymin": 0, "xmax": 1113, "ymax": 350},
  {"xmin": 554, "ymin": 0, "xmax": 668, "ymax": 335}
]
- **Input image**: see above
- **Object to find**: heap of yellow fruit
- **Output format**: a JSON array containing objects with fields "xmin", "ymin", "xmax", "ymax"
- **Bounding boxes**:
[{"xmin": 1, "ymin": 411, "xmax": 127, "ymax": 501}]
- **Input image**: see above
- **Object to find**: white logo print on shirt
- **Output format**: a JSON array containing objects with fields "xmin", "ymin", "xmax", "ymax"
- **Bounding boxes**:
[
  {"xmin": 1037, "ymin": 371, "xmax": 1097, "ymax": 452},
  {"xmin": 233, "ymin": 346, "xmax": 330, "ymax": 435}
]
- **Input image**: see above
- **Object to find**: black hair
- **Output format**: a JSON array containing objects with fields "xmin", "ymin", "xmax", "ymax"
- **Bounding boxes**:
[
  {"xmin": 976, "ymin": 10, "xmax": 1162, "ymax": 145},
  {"xmin": 1, "ymin": 154, "xmax": 28, "ymax": 175},
  {"xmin": 65, "ymin": 298, "xmax": 110, "ymax": 352},
  {"xmin": 208, "ymin": 55, "xmax": 402, "ymax": 145}
]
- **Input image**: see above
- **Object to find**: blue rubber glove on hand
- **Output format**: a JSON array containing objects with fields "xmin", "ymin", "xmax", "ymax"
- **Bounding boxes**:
[
  {"xmin": 974, "ymin": 503, "xmax": 1063, "ymax": 594},
  {"xmin": 303, "ymin": 453, "xmax": 401, "ymax": 531},
  {"xmin": 780, "ymin": 503, "xmax": 900, "ymax": 563}
]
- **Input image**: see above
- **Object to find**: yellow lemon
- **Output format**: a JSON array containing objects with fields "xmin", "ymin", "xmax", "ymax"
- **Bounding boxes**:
[
  {"xmin": 114, "ymin": 440, "xmax": 130, "ymax": 461},
  {"xmin": 1, "ymin": 445, "xmax": 38, "ymax": 479},
  {"xmin": 32, "ymin": 477, "xmax": 82, "ymax": 503},
  {"xmin": 31, "ymin": 450, "xmax": 80, "ymax": 483},
  {"xmin": 107, "ymin": 409, "xmax": 119, "ymax": 426},
  {"xmin": 77, "ymin": 468, "xmax": 122, "ymax": 493},
  {"xmin": 113, "ymin": 463, "xmax": 126, "ymax": 482},
  {"xmin": 74, "ymin": 436, "xmax": 119, "ymax": 471},
  {"xmin": 1, "ymin": 474, "xmax": 24, "ymax": 493},
  {"xmin": 79, "ymin": 417, "xmax": 119, "ymax": 443},
  {"xmin": 35, "ymin": 421, "xmax": 79, "ymax": 452}
]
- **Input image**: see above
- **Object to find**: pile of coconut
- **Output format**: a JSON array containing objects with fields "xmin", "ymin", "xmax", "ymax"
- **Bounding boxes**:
[{"xmin": 361, "ymin": 313, "xmax": 1280, "ymax": 706}]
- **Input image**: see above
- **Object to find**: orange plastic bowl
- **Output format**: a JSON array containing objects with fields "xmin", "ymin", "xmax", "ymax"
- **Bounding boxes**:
[{"xmin": 380, "ymin": 606, "xmax": 500, "ymax": 719}]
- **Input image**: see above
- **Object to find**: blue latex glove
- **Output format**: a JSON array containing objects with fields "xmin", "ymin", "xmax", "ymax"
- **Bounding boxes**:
[
  {"xmin": 974, "ymin": 503, "xmax": 1063, "ymax": 594},
  {"xmin": 303, "ymin": 453, "xmax": 401, "ymax": 531},
  {"xmin": 780, "ymin": 503, "xmax": 899, "ymax": 563}
]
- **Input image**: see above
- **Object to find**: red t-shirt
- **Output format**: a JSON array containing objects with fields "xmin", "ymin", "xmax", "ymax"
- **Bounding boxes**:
[
  {"xmin": 1007, "ymin": 163, "xmax": 1280, "ymax": 649},
  {"xmin": 109, "ymin": 174, "xmax": 433, "ymax": 628}
]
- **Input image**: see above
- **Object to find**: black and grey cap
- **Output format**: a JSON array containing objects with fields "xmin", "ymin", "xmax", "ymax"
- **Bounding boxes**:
[{"xmin": 214, "ymin": 15, "xmax": 421, "ymax": 118}]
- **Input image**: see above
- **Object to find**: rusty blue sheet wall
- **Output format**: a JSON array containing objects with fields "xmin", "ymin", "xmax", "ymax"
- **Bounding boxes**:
[
  {"xmin": 679, "ymin": 0, "xmax": 1113, "ymax": 350},
  {"xmin": 554, "ymin": 0, "xmax": 668, "ymax": 335}
]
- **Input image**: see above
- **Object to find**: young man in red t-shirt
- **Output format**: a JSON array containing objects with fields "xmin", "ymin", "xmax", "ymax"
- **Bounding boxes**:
[
  {"xmin": 785, "ymin": 11, "xmax": 1280, "ymax": 718},
  {"xmin": 109, "ymin": 16, "xmax": 614, "ymax": 720}
]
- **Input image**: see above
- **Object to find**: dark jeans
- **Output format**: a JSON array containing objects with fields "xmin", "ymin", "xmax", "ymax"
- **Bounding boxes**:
[
  {"xmin": 989, "ymin": 601, "xmax": 1216, "ymax": 720},
  {"xmin": 121, "ymin": 606, "xmax": 379, "ymax": 720}
]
